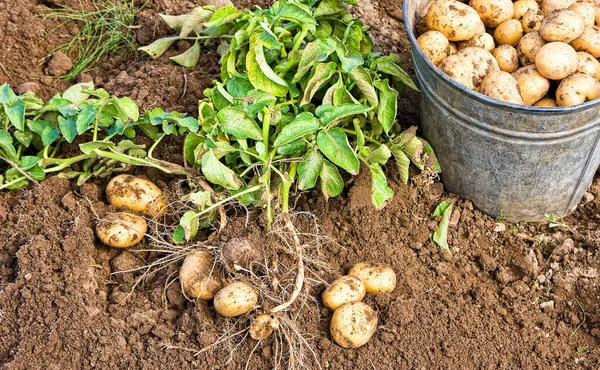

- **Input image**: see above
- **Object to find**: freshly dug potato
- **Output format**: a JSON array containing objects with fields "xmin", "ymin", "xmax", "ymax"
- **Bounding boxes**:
[
  {"xmin": 541, "ymin": 0, "xmax": 576, "ymax": 16},
  {"xmin": 213, "ymin": 281, "xmax": 258, "ymax": 317},
  {"xmin": 470, "ymin": 0, "xmax": 514, "ymax": 28},
  {"xmin": 568, "ymin": 3, "xmax": 595, "ymax": 27},
  {"xmin": 249, "ymin": 314, "xmax": 279, "ymax": 340},
  {"xmin": 533, "ymin": 97, "xmax": 559, "ymax": 107},
  {"xmin": 417, "ymin": 30, "xmax": 450, "ymax": 65},
  {"xmin": 512, "ymin": 66, "xmax": 551, "ymax": 105},
  {"xmin": 426, "ymin": 0, "xmax": 485, "ymax": 41},
  {"xmin": 576, "ymin": 51, "xmax": 600, "ymax": 80},
  {"xmin": 571, "ymin": 26, "xmax": 600, "ymax": 58},
  {"xmin": 348, "ymin": 262, "xmax": 396, "ymax": 294},
  {"xmin": 521, "ymin": 8, "xmax": 544, "ymax": 33},
  {"xmin": 322, "ymin": 275, "xmax": 366, "ymax": 311},
  {"xmin": 535, "ymin": 42, "xmax": 579, "ymax": 79},
  {"xmin": 480, "ymin": 71, "xmax": 524, "ymax": 105},
  {"xmin": 539, "ymin": 10, "xmax": 585, "ymax": 43},
  {"xmin": 494, "ymin": 19, "xmax": 524, "ymax": 45},
  {"xmin": 556, "ymin": 73, "xmax": 600, "ymax": 106},
  {"xmin": 180, "ymin": 250, "xmax": 223, "ymax": 300},
  {"xmin": 447, "ymin": 42, "xmax": 458, "ymax": 56},
  {"xmin": 221, "ymin": 238, "xmax": 264, "ymax": 272},
  {"xmin": 458, "ymin": 32, "xmax": 495, "ymax": 52},
  {"xmin": 106, "ymin": 175, "xmax": 168, "ymax": 217},
  {"xmin": 513, "ymin": 0, "xmax": 539, "ymax": 20},
  {"xmin": 493, "ymin": 45, "xmax": 520, "ymax": 72},
  {"xmin": 330, "ymin": 302, "xmax": 378, "ymax": 349},
  {"xmin": 438, "ymin": 47, "xmax": 500, "ymax": 90},
  {"xmin": 96, "ymin": 213, "xmax": 147, "ymax": 248},
  {"xmin": 517, "ymin": 31, "xmax": 546, "ymax": 65}
]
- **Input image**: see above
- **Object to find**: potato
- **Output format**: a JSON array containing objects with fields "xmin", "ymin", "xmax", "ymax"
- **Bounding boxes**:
[
  {"xmin": 521, "ymin": 8, "xmax": 544, "ymax": 33},
  {"xmin": 96, "ymin": 212, "xmax": 147, "ymax": 248},
  {"xmin": 533, "ymin": 97, "xmax": 558, "ymax": 107},
  {"xmin": 568, "ymin": 3, "xmax": 595, "ymax": 27},
  {"xmin": 221, "ymin": 238, "xmax": 264, "ymax": 272},
  {"xmin": 494, "ymin": 19, "xmax": 524, "ymax": 45},
  {"xmin": 213, "ymin": 281, "xmax": 258, "ymax": 317},
  {"xmin": 539, "ymin": 10, "xmax": 585, "ymax": 43},
  {"xmin": 426, "ymin": 0, "xmax": 485, "ymax": 41},
  {"xmin": 106, "ymin": 175, "xmax": 168, "ymax": 217},
  {"xmin": 470, "ymin": 0, "xmax": 514, "ymax": 28},
  {"xmin": 480, "ymin": 71, "xmax": 524, "ymax": 105},
  {"xmin": 517, "ymin": 31, "xmax": 546, "ymax": 65},
  {"xmin": 556, "ymin": 72, "xmax": 600, "ymax": 106},
  {"xmin": 348, "ymin": 262, "xmax": 396, "ymax": 294},
  {"xmin": 571, "ymin": 26, "xmax": 600, "ymax": 58},
  {"xmin": 535, "ymin": 42, "xmax": 579, "ymax": 79},
  {"xmin": 541, "ymin": 0, "xmax": 576, "ymax": 16},
  {"xmin": 330, "ymin": 302, "xmax": 378, "ymax": 349},
  {"xmin": 512, "ymin": 66, "xmax": 551, "ymax": 105},
  {"xmin": 447, "ymin": 42, "xmax": 458, "ymax": 56},
  {"xmin": 439, "ymin": 47, "xmax": 500, "ymax": 90},
  {"xmin": 458, "ymin": 32, "xmax": 495, "ymax": 52},
  {"xmin": 493, "ymin": 45, "xmax": 520, "ymax": 72},
  {"xmin": 180, "ymin": 250, "xmax": 223, "ymax": 300},
  {"xmin": 249, "ymin": 314, "xmax": 279, "ymax": 340},
  {"xmin": 417, "ymin": 30, "xmax": 450, "ymax": 65},
  {"xmin": 513, "ymin": 0, "xmax": 539, "ymax": 20},
  {"xmin": 322, "ymin": 275, "xmax": 366, "ymax": 311},
  {"xmin": 576, "ymin": 51, "xmax": 600, "ymax": 79}
]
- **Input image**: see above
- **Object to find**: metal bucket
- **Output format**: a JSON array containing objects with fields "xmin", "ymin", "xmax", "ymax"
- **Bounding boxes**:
[{"xmin": 403, "ymin": 0, "xmax": 600, "ymax": 222}]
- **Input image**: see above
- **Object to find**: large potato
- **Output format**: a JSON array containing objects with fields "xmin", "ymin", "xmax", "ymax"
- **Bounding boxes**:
[
  {"xmin": 494, "ymin": 19, "xmax": 524, "ymax": 45},
  {"xmin": 470, "ymin": 0, "xmax": 514, "ymax": 28},
  {"xmin": 576, "ymin": 51, "xmax": 600, "ymax": 80},
  {"xmin": 180, "ymin": 250, "xmax": 223, "ymax": 300},
  {"xmin": 213, "ymin": 281, "xmax": 258, "ymax": 317},
  {"xmin": 480, "ymin": 71, "xmax": 524, "ymax": 105},
  {"xmin": 533, "ymin": 97, "xmax": 558, "ymax": 107},
  {"xmin": 521, "ymin": 8, "xmax": 544, "ymax": 33},
  {"xmin": 417, "ymin": 30, "xmax": 450, "ymax": 65},
  {"xmin": 348, "ymin": 262, "xmax": 396, "ymax": 294},
  {"xmin": 221, "ymin": 238, "xmax": 264, "ymax": 272},
  {"xmin": 106, "ymin": 175, "xmax": 168, "ymax": 217},
  {"xmin": 512, "ymin": 66, "xmax": 551, "ymax": 105},
  {"xmin": 458, "ymin": 32, "xmax": 495, "ymax": 52},
  {"xmin": 322, "ymin": 275, "xmax": 366, "ymax": 311},
  {"xmin": 330, "ymin": 302, "xmax": 378, "ymax": 349},
  {"xmin": 541, "ymin": 0, "xmax": 576, "ymax": 16},
  {"xmin": 517, "ymin": 31, "xmax": 546, "ymax": 65},
  {"xmin": 493, "ymin": 45, "xmax": 520, "ymax": 72},
  {"xmin": 556, "ymin": 73, "xmax": 600, "ymax": 106},
  {"xmin": 513, "ymin": 0, "xmax": 539, "ymax": 20},
  {"xmin": 439, "ymin": 47, "xmax": 500, "ymax": 90},
  {"xmin": 426, "ymin": 0, "xmax": 485, "ymax": 41},
  {"xmin": 96, "ymin": 213, "xmax": 147, "ymax": 248},
  {"xmin": 568, "ymin": 3, "xmax": 595, "ymax": 27},
  {"xmin": 570, "ymin": 26, "xmax": 600, "ymax": 58},
  {"xmin": 535, "ymin": 42, "xmax": 579, "ymax": 79},
  {"xmin": 539, "ymin": 10, "xmax": 585, "ymax": 43}
]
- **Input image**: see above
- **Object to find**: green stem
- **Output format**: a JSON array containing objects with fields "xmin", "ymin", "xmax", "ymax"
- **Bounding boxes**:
[
  {"xmin": 192, "ymin": 185, "xmax": 262, "ymax": 221},
  {"xmin": 0, "ymin": 176, "xmax": 27, "ymax": 190},
  {"xmin": 261, "ymin": 107, "xmax": 271, "ymax": 160},
  {"xmin": 341, "ymin": 128, "xmax": 382, "ymax": 146},
  {"xmin": 281, "ymin": 162, "xmax": 298, "ymax": 213},
  {"xmin": 148, "ymin": 134, "xmax": 164, "ymax": 159},
  {"xmin": 292, "ymin": 25, "xmax": 308, "ymax": 52}
]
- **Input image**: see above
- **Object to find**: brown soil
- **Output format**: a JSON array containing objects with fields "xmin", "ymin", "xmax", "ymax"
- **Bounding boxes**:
[{"xmin": 0, "ymin": 0, "xmax": 599, "ymax": 369}]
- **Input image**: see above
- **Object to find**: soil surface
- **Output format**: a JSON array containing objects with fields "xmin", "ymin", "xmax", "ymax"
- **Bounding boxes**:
[{"xmin": 0, "ymin": 0, "xmax": 599, "ymax": 369}]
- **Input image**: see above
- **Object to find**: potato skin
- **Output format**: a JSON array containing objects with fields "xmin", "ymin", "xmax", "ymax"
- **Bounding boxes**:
[
  {"xmin": 213, "ymin": 281, "xmax": 258, "ymax": 317},
  {"xmin": 330, "ymin": 302, "xmax": 378, "ymax": 349},
  {"xmin": 458, "ymin": 32, "xmax": 495, "ymax": 52},
  {"xmin": 533, "ymin": 97, "xmax": 558, "ymax": 107},
  {"xmin": 493, "ymin": 45, "xmax": 520, "ymax": 72},
  {"xmin": 221, "ymin": 238, "xmax": 264, "ymax": 272},
  {"xmin": 541, "ymin": 0, "xmax": 576, "ymax": 16},
  {"xmin": 96, "ymin": 213, "xmax": 147, "ymax": 248},
  {"xmin": 513, "ymin": 0, "xmax": 539, "ymax": 20},
  {"xmin": 322, "ymin": 275, "xmax": 366, "ymax": 311},
  {"xmin": 106, "ymin": 175, "xmax": 168, "ymax": 217},
  {"xmin": 494, "ymin": 19, "xmax": 524, "ymax": 45},
  {"xmin": 469, "ymin": 0, "xmax": 514, "ymax": 28},
  {"xmin": 568, "ymin": 3, "xmax": 595, "ymax": 27},
  {"xmin": 249, "ymin": 314, "xmax": 279, "ymax": 340},
  {"xmin": 517, "ymin": 31, "xmax": 546, "ymax": 65},
  {"xmin": 556, "ymin": 73, "xmax": 600, "ymax": 106},
  {"xmin": 417, "ymin": 30, "xmax": 450, "ymax": 65},
  {"xmin": 571, "ymin": 26, "xmax": 600, "ymax": 58},
  {"xmin": 348, "ymin": 262, "xmax": 397, "ymax": 294},
  {"xmin": 480, "ymin": 71, "xmax": 524, "ymax": 105},
  {"xmin": 521, "ymin": 8, "xmax": 544, "ymax": 33},
  {"xmin": 426, "ymin": 0, "xmax": 485, "ymax": 41},
  {"xmin": 576, "ymin": 52, "xmax": 600, "ymax": 80},
  {"xmin": 439, "ymin": 47, "xmax": 500, "ymax": 90},
  {"xmin": 180, "ymin": 250, "xmax": 223, "ymax": 300},
  {"xmin": 512, "ymin": 65, "xmax": 550, "ymax": 105},
  {"xmin": 539, "ymin": 10, "xmax": 585, "ymax": 43},
  {"xmin": 535, "ymin": 42, "xmax": 579, "ymax": 80}
]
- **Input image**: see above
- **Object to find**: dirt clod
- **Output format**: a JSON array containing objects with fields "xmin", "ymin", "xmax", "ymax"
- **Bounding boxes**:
[{"xmin": 47, "ymin": 51, "xmax": 73, "ymax": 76}]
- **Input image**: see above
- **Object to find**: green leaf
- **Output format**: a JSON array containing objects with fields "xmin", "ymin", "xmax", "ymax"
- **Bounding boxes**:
[
  {"xmin": 365, "ymin": 144, "xmax": 391, "ymax": 165},
  {"xmin": 201, "ymin": 150, "xmax": 242, "ymax": 190},
  {"xmin": 368, "ymin": 163, "xmax": 394, "ymax": 209},
  {"xmin": 247, "ymin": 37, "xmax": 288, "ymax": 97},
  {"xmin": 316, "ymin": 128, "xmax": 359, "ymax": 175},
  {"xmin": 217, "ymin": 107, "xmax": 263, "ymax": 141},
  {"xmin": 227, "ymin": 77, "xmax": 254, "ymax": 98},
  {"xmin": 58, "ymin": 116, "xmax": 77, "ymax": 143},
  {"xmin": 0, "ymin": 83, "xmax": 17, "ymax": 105},
  {"xmin": 273, "ymin": 115, "xmax": 320, "ymax": 146},
  {"xmin": 170, "ymin": 41, "xmax": 201, "ymax": 67},
  {"xmin": 432, "ymin": 200, "xmax": 452, "ymax": 252},
  {"xmin": 204, "ymin": 5, "xmax": 239, "ymax": 28},
  {"xmin": 314, "ymin": 0, "xmax": 341, "ymax": 17},
  {"xmin": 322, "ymin": 77, "xmax": 343, "ymax": 105},
  {"xmin": 139, "ymin": 37, "xmax": 179, "ymax": 60},
  {"xmin": 276, "ymin": 3, "xmax": 316, "ymax": 25},
  {"xmin": 297, "ymin": 149, "xmax": 323, "ymax": 190},
  {"xmin": 258, "ymin": 21, "xmax": 281, "ymax": 49},
  {"xmin": 335, "ymin": 46, "xmax": 364, "ymax": 72},
  {"xmin": 13, "ymin": 130, "xmax": 32, "ymax": 147},
  {"xmin": 391, "ymin": 148, "xmax": 411, "ymax": 184},
  {"xmin": 76, "ymin": 104, "xmax": 96, "ymax": 134},
  {"xmin": 41, "ymin": 126, "xmax": 60, "ymax": 146},
  {"xmin": 320, "ymin": 160, "xmax": 344, "ymax": 199},
  {"xmin": 179, "ymin": 210, "xmax": 200, "ymax": 241},
  {"xmin": 159, "ymin": 13, "xmax": 188, "ymax": 29},
  {"xmin": 277, "ymin": 139, "xmax": 306, "ymax": 155},
  {"xmin": 349, "ymin": 66, "xmax": 378, "ymax": 107},
  {"xmin": 18, "ymin": 156, "xmax": 39, "ymax": 170},
  {"xmin": 79, "ymin": 141, "xmax": 115, "ymax": 155},
  {"xmin": 180, "ymin": 7, "xmax": 213, "ymax": 36},
  {"xmin": 115, "ymin": 97, "xmax": 140, "ymax": 122},
  {"xmin": 293, "ymin": 38, "xmax": 337, "ymax": 82},
  {"xmin": 173, "ymin": 225, "xmax": 185, "ymax": 243},
  {"xmin": 375, "ymin": 57, "xmax": 419, "ymax": 91},
  {"xmin": 374, "ymin": 79, "xmax": 398, "ymax": 134},
  {"xmin": 4, "ymin": 99, "xmax": 25, "ymax": 131},
  {"xmin": 353, "ymin": 119, "xmax": 365, "ymax": 151},
  {"xmin": 246, "ymin": 90, "xmax": 277, "ymax": 117},
  {"xmin": 0, "ymin": 130, "xmax": 17, "ymax": 161},
  {"xmin": 318, "ymin": 103, "xmax": 372, "ymax": 125},
  {"xmin": 301, "ymin": 62, "xmax": 337, "ymax": 106},
  {"xmin": 62, "ymin": 82, "xmax": 93, "ymax": 104},
  {"xmin": 174, "ymin": 116, "xmax": 199, "ymax": 132}
]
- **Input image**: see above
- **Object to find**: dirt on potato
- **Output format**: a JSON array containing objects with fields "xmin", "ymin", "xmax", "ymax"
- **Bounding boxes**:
[{"xmin": 0, "ymin": 0, "xmax": 599, "ymax": 369}]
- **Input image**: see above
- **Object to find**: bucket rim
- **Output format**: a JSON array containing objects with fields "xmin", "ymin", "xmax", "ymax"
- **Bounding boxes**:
[{"xmin": 402, "ymin": 0, "xmax": 600, "ymax": 113}]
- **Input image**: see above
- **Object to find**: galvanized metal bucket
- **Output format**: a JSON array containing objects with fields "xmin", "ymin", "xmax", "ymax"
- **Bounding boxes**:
[{"xmin": 403, "ymin": 0, "xmax": 600, "ymax": 222}]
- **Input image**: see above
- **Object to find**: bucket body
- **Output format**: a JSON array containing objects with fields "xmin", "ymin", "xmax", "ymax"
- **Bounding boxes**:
[{"xmin": 403, "ymin": 0, "xmax": 600, "ymax": 222}]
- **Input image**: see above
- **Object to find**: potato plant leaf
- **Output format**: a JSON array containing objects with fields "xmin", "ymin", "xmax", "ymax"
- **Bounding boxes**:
[
  {"xmin": 0, "ymin": 130, "xmax": 18, "ymax": 162},
  {"xmin": 365, "ymin": 144, "xmax": 391, "ymax": 165},
  {"xmin": 170, "ymin": 41, "xmax": 201, "ymax": 67},
  {"xmin": 348, "ymin": 66, "xmax": 378, "ymax": 107},
  {"xmin": 201, "ymin": 150, "xmax": 243, "ymax": 190},
  {"xmin": 247, "ymin": 43, "xmax": 288, "ymax": 97},
  {"xmin": 320, "ymin": 160, "xmax": 344, "ymax": 199},
  {"xmin": 179, "ymin": 210, "xmax": 200, "ymax": 241},
  {"xmin": 4, "ymin": 99, "xmax": 25, "ymax": 131},
  {"xmin": 432, "ymin": 200, "xmax": 452, "ymax": 252},
  {"xmin": 216, "ymin": 107, "xmax": 263, "ymax": 140},
  {"xmin": 273, "ymin": 115, "xmax": 320, "ymax": 146},
  {"xmin": 139, "ymin": 37, "xmax": 180, "ymax": 60},
  {"xmin": 301, "ymin": 62, "xmax": 337, "ymax": 106},
  {"xmin": 368, "ymin": 163, "xmax": 394, "ymax": 209},
  {"xmin": 297, "ymin": 149, "xmax": 323, "ymax": 190},
  {"xmin": 374, "ymin": 79, "xmax": 398, "ymax": 134},
  {"xmin": 316, "ymin": 128, "xmax": 359, "ymax": 175},
  {"xmin": 58, "ymin": 116, "xmax": 78, "ymax": 143},
  {"xmin": 76, "ymin": 104, "xmax": 97, "ymax": 134},
  {"xmin": 276, "ymin": 2, "xmax": 316, "ymax": 26},
  {"xmin": 318, "ymin": 103, "xmax": 372, "ymax": 125},
  {"xmin": 293, "ymin": 38, "xmax": 337, "ymax": 82}
]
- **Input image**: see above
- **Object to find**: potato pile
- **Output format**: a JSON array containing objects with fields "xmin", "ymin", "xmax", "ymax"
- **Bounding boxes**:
[
  {"xmin": 417, "ymin": 0, "xmax": 600, "ymax": 107},
  {"xmin": 322, "ymin": 262, "xmax": 396, "ymax": 348}
]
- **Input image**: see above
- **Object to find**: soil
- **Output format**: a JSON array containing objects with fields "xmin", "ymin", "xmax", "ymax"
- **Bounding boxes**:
[{"xmin": 0, "ymin": 0, "xmax": 599, "ymax": 369}]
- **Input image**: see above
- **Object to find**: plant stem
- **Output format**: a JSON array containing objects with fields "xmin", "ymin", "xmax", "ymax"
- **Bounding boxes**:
[
  {"xmin": 192, "ymin": 185, "xmax": 262, "ymax": 221},
  {"xmin": 261, "ymin": 108, "xmax": 271, "ymax": 160},
  {"xmin": 281, "ymin": 162, "xmax": 298, "ymax": 213},
  {"xmin": 341, "ymin": 128, "xmax": 382, "ymax": 146},
  {"xmin": 292, "ymin": 25, "xmax": 308, "ymax": 52}
]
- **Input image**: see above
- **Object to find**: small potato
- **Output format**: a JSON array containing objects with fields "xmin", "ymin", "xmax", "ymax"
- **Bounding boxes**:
[
  {"xmin": 221, "ymin": 238, "xmax": 264, "ymax": 272},
  {"xmin": 535, "ymin": 42, "xmax": 579, "ymax": 79},
  {"xmin": 470, "ymin": 0, "xmax": 514, "ymax": 28},
  {"xmin": 541, "ymin": 0, "xmax": 576, "ymax": 16},
  {"xmin": 480, "ymin": 71, "xmax": 524, "ymax": 105},
  {"xmin": 426, "ymin": 0, "xmax": 485, "ymax": 41},
  {"xmin": 517, "ymin": 31, "xmax": 546, "ymax": 65},
  {"xmin": 533, "ymin": 97, "xmax": 559, "ymax": 107},
  {"xmin": 322, "ymin": 275, "xmax": 366, "ymax": 311},
  {"xmin": 576, "ymin": 51, "xmax": 600, "ymax": 79},
  {"xmin": 458, "ymin": 32, "xmax": 495, "ymax": 52},
  {"xmin": 493, "ymin": 45, "xmax": 520, "ymax": 72},
  {"xmin": 521, "ymin": 8, "xmax": 544, "ymax": 33},
  {"xmin": 513, "ymin": 0, "xmax": 539, "ymax": 20},
  {"xmin": 417, "ymin": 30, "xmax": 450, "ymax": 65},
  {"xmin": 512, "ymin": 65, "xmax": 551, "ymax": 105},
  {"xmin": 213, "ymin": 281, "xmax": 258, "ymax": 317},
  {"xmin": 249, "ymin": 314, "xmax": 279, "ymax": 340},
  {"xmin": 348, "ymin": 262, "xmax": 396, "ymax": 294},
  {"xmin": 447, "ymin": 42, "xmax": 458, "ymax": 56},
  {"xmin": 571, "ymin": 26, "xmax": 600, "ymax": 58},
  {"xmin": 180, "ymin": 250, "xmax": 223, "ymax": 300},
  {"xmin": 556, "ymin": 73, "xmax": 600, "ymax": 106},
  {"xmin": 106, "ymin": 175, "xmax": 168, "ymax": 217},
  {"xmin": 494, "ymin": 19, "xmax": 524, "ymax": 45},
  {"xmin": 439, "ymin": 47, "xmax": 500, "ymax": 90},
  {"xmin": 330, "ymin": 302, "xmax": 378, "ymax": 349},
  {"xmin": 568, "ymin": 3, "xmax": 595, "ymax": 27},
  {"xmin": 539, "ymin": 10, "xmax": 585, "ymax": 43},
  {"xmin": 96, "ymin": 213, "xmax": 147, "ymax": 248}
]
